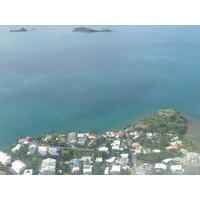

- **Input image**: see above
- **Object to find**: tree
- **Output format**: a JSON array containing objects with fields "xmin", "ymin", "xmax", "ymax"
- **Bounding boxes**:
[{"xmin": 92, "ymin": 162, "xmax": 103, "ymax": 175}]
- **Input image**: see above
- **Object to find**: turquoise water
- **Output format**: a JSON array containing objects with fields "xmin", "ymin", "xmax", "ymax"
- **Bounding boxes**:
[{"xmin": 1, "ymin": 25, "xmax": 200, "ymax": 149}]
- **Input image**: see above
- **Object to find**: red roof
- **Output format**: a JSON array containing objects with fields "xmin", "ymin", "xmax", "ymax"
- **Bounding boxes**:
[{"xmin": 115, "ymin": 131, "xmax": 125, "ymax": 136}]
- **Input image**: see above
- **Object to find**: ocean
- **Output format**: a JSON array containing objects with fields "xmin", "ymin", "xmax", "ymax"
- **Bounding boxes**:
[{"xmin": 0, "ymin": 25, "xmax": 200, "ymax": 149}]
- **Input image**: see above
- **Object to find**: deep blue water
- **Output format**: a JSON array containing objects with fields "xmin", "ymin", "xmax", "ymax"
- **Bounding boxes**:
[{"xmin": 1, "ymin": 25, "xmax": 200, "ymax": 149}]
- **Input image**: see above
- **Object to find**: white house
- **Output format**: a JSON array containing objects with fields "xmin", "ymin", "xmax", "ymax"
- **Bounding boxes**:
[
  {"xmin": 96, "ymin": 157, "xmax": 103, "ymax": 162},
  {"xmin": 71, "ymin": 166, "xmax": 80, "ymax": 175},
  {"xmin": 170, "ymin": 165, "xmax": 183, "ymax": 173},
  {"xmin": 106, "ymin": 132, "xmax": 115, "ymax": 138},
  {"xmin": 28, "ymin": 144, "xmax": 37, "ymax": 155},
  {"xmin": 146, "ymin": 133, "xmax": 153, "ymax": 139},
  {"xmin": 152, "ymin": 149, "xmax": 161, "ymax": 153},
  {"xmin": 23, "ymin": 169, "xmax": 33, "ymax": 175},
  {"xmin": 77, "ymin": 133, "xmax": 89, "ymax": 138},
  {"xmin": 162, "ymin": 158, "xmax": 173, "ymax": 163},
  {"xmin": 38, "ymin": 146, "xmax": 48, "ymax": 156},
  {"xmin": 0, "ymin": 151, "xmax": 11, "ymax": 166},
  {"xmin": 11, "ymin": 160, "xmax": 27, "ymax": 174},
  {"xmin": 99, "ymin": 147, "xmax": 109, "ymax": 153},
  {"xmin": 83, "ymin": 165, "xmax": 93, "ymax": 175},
  {"xmin": 154, "ymin": 163, "xmax": 167, "ymax": 171},
  {"xmin": 49, "ymin": 147, "xmax": 60, "ymax": 156},
  {"xmin": 40, "ymin": 158, "xmax": 56, "ymax": 175},
  {"xmin": 120, "ymin": 154, "xmax": 129, "ymax": 158},
  {"xmin": 106, "ymin": 156, "xmax": 116, "ymax": 163},
  {"xmin": 110, "ymin": 165, "xmax": 121, "ymax": 175},
  {"xmin": 11, "ymin": 144, "xmax": 22, "ymax": 152},
  {"xmin": 104, "ymin": 167, "xmax": 110, "ymax": 175}
]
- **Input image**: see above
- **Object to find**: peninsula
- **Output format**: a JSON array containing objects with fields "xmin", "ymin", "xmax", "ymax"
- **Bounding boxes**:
[
  {"xmin": 9, "ymin": 28, "xmax": 28, "ymax": 32},
  {"xmin": 1, "ymin": 108, "xmax": 200, "ymax": 175},
  {"xmin": 72, "ymin": 27, "xmax": 112, "ymax": 33}
]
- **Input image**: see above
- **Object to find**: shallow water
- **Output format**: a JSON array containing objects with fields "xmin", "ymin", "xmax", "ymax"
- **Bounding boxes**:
[{"xmin": 1, "ymin": 25, "xmax": 200, "ymax": 149}]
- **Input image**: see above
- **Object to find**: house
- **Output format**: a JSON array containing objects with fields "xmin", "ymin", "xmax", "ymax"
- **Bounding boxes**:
[
  {"xmin": 0, "ymin": 151, "xmax": 11, "ymax": 166},
  {"xmin": 99, "ymin": 147, "xmax": 109, "ymax": 153},
  {"xmin": 152, "ymin": 149, "xmax": 161, "ymax": 153},
  {"xmin": 184, "ymin": 152, "xmax": 200, "ymax": 165},
  {"xmin": 77, "ymin": 133, "xmax": 89, "ymax": 138},
  {"xmin": 180, "ymin": 149, "xmax": 187, "ymax": 155},
  {"xmin": 110, "ymin": 165, "xmax": 121, "ymax": 175},
  {"xmin": 134, "ymin": 149, "xmax": 142, "ymax": 155},
  {"xmin": 83, "ymin": 165, "xmax": 93, "ymax": 175},
  {"xmin": 118, "ymin": 157, "xmax": 129, "ymax": 166},
  {"xmin": 71, "ymin": 166, "xmax": 80, "ymax": 175},
  {"xmin": 78, "ymin": 137, "xmax": 87, "ymax": 145},
  {"xmin": 11, "ymin": 144, "xmax": 22, "ymax": 152},
  {"xmin": 170, "ymin": 165, "xmax": 183, "ymax": 173},
  {"xmin": 143, "ymin": 148, "xmax": 151, "ymax": 154},
  {"xmin": 132, "ymin": 142, "xmax": 140, "ymax": 148},
  {"xmin": 80, "ymin": 156, "xmax": 93, "ymax": 164},
  {"xmin": 154, "ymin": 163, "xmax": 167, "ymax": 171},
  {"xmin": 136, "ymin": 164, "xmax": 151, "ymax": 175},
  {"xmin": 68, "ymin": 132, "xmax": 76, "ymax": 143},
  {"xmin": 44, "ymin": 134, "xmax": 52, "ymax": 141},
  {"xmin": 40, "ymin": 158, "xmax": 56, "ymax": 175},
  {"xmin": 70, "ymin": 158, "xmax": 80, "ymax": 166},
  {"xmin": 104, "ymin": 167, "xmax": 110, "ymax": 175},
  {"xmin": 153, "ymin": 132, "xmax": 162, "ymax": 138},
  {"xmin": 23, "ymin": 169, "xmax": 33, "ymax": 175},
  {"xmin": 166, "ymin": 146, "xmax": 174, "ymax": 150},
  {"xmin": 106, "ymin": 132, "xmax": 115, "ymax": 138},
  {"xmin": 96, "ymin": 157, "xmax": 103, "ymax": 163},
  {"xmin": 18, "ymin": 137, "xmax": 33, "ymax": 144},
  {"xmin": 106, "ymin": 156, "xmax": 116, "ymax": 163},
  {"xmin": 49, "ymin": 147, "xmax": 60, "ymax": 156},
  {"xmin": 11, "ymin": 160, "xmax": 27, "ymax": 174},
  {"xmin": 162, "ymin": 158, "xmax": 173, "ymax": 163},
  {"xmin": 115, "ymin": 131, "xmax": 125, "ymax": 137},
  {"xmin": 120, "ymin": 154, "xmax": 129, "ymax": 158},
  {"xmin": 38, "ymin": 146, "xmax": 48, "ymax": 156},
  {"xmin": 133, "ymin": 131, "xmax": 144, "ymax": 139},
  {"xmin": 146, "ymin": 133, "xmax": 153, "ymax": 139},
  {"xmin": 172, "ymin": 157, "xmax": 182, "ymax": 163},
  {"xmin": 28, "ymin": 144, "xmax": 37, "ymax": 155}
]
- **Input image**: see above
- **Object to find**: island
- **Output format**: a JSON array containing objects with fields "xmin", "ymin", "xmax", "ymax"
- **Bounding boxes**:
[
  {"xmin": 72, "ymin": 27, "xmax": 112, "ymax": 33},
  {"xmin": 1, "ymin": 108, "xmax": 200, "ymax": 175},
  {"xmin": 9, "ymin": 28, "xmax": 28, "ymax": 32}
]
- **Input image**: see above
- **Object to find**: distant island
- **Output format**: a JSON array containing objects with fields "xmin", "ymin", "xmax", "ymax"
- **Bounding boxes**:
[
  {"xmin": 72, "ymin": 27, "xmax": 112, "ymax": 33},
  {"xmin": 9, "ymin": 28, "xmax": 28, "ymax": 32}
]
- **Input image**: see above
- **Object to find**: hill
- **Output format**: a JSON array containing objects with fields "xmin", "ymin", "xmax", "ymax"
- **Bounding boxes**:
[{"xmin": 124, "ymin": 108, "xmax": 188, "ymax": 136}]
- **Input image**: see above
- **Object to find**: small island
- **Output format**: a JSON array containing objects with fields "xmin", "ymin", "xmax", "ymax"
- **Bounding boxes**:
[
  {"xmin": 9, "ymin": 28, "xmax": 28, "ymax": 32},
  {"xmin": 72, "ymin": 27, "xmax": 112, "ymax": 33}
]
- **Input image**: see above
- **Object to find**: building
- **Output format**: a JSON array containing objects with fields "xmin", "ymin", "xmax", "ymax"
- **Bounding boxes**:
[
  {"xmin": 146, "ymin": 133, "xmax": 153, "ymax": 139},
  {"xmin": 68, "ymin": 132, "xmax": 76, "ymax": 143},
  {"xmin": 0, "ymin": 151, "xmax": 11, "ymax": 166},
  {"xmin": 180, "ymin": 149, "xmax": 187, "ymax": 155},
  {"xmin": 184, "ymin": 152, "xmax": 200, "ymax": 165},
  {"xmin": 49, "ymin": 147, "xmax": 60, "ymax": 156},
  {"xmin": 152, "ymin": 149, "xmax": 161, "ymax": 153},
  {"xmin": 44, "ymin": 134, "xmax": 52, "ymax": 141},
  {"xmin": 132, "ymin": 142, "xmax": 140, "ymax": 148},
  {"xmin": 106, "ymin": 132, "xmax": 115, "ymax": 138},
  {"xmin": 77, "ymin": 133, "xmax": 89, "ymax": 138},
  {"xmin": 120, "ymin": 154, "xmax": 129, "ymax": 158},
  {"xmin": 99, "ymin": 147, "xmax": 109, "ymax": 153},
  {"xmin": 78, "ymin": 137, "xmax": 87, "ymax": 145},
  {"xmin": 134, "ymin": 149, "xmax": 142, "ymax": 155},
  {"xmin": 115, "ymin": 131, "xmax": 125, "ymax": 137},
  {"xmin": 170, "ymin": 165, "xmax": 183, "ymax": 173},
  {"xmin": 106, "ymin": 156, "xmax": 116, "ymax": 163},
  {"xmin": 11, "ymin": 160, "xmax": 27, "ymax": 174},
  {"xmin": 18, "ymin": 137, "xmax": 33, "ymax": 144},
  {"xmin": 28, "ymin": 144, "xmax": 37, "ymax": 155},
  {"xmin": 38, "ymin": 146, "xmax": 48, "ymax": 156},
  {"xmin": 80, "ymin": 156, "xmax": 92, "ymax": 164},
  {"xmin": 136, "ymin": 164, "xmax": 151, "ymax": 175},
  {"xmin": 23, "ymin": 169, "xmax": 33, "ymax": 175},
  {"xmin": 96, "ymin": 157, "xmax": 103, "ymax": 162},
  {"xmin": 40, "ymin": 158, "xmax": 56, "ymax": 175},
  {"xmin": 143, "ymin": 148, "xmax": 151, "ymax": 154},
  {"xmin": 162, "ymin": 158, "xmax": 173, "ymax": 163},
  {"xmin": 0, "ymin": 171, "xmax": 6, "ymax": 175},
  {"xmin": 71, "ymin": 166, "xmax": 80, "ymax": 175},
  {"xmin": 83, "ymin": 165, "xmax": 93, "ymax": 175},
  {"xmin": 11, "ymin": 144, "xmax": 22, "ymax": 152},
  {"xmin": 153, "ymin": 132, "xmax": 162, "ymax": 138},
  {"xmin": 154, "ymin": 163, "xmax": 167, "ymax": 171},
  {"xmin": 110, "ymin": 165, "xmax": 121, "ymax": 175},
  {"xmin": 104, "ymin": 167, "xmax": 109, "ymax": 175},
  {"xmin": 133, "ymin": 131, "xmax": 143, "ymax": 139}
]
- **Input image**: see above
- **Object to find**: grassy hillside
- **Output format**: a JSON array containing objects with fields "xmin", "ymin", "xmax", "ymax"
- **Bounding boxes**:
[{"xmin": 127, "ymin": 108, "xmax": 187, "ymax": 136}]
